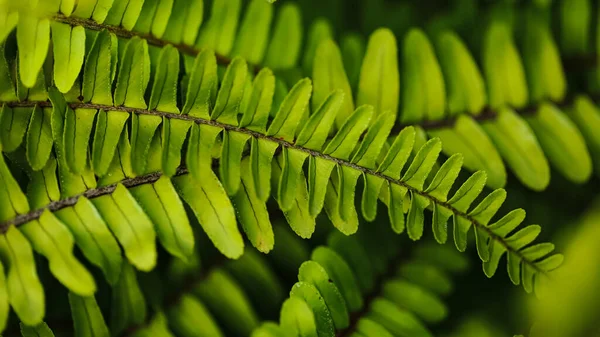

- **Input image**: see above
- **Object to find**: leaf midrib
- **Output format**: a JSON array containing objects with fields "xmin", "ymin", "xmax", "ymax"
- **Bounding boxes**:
[{"xmin": 0, "ymin": 99, "xmax": 544, "ymax": 274}]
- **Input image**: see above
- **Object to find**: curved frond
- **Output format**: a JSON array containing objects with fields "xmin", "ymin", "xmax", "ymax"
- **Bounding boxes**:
[{"xmin": 0, "ymin": 0, "xmax": 584, "ymax": 331}]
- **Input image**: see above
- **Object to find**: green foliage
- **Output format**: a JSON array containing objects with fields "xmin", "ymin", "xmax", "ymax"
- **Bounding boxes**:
[{"xmin": 0, "ymin": 0, "xmax": 597, "ymax": 336}]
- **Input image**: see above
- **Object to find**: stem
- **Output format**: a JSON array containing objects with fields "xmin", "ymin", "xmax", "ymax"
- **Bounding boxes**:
[
  {"xmin": 53, "ymin": 14, "xmax": 242, "ymax": 69},
  {"xmin": 0, "ymin": 99, "xmax": 545, "ymax": 274}
]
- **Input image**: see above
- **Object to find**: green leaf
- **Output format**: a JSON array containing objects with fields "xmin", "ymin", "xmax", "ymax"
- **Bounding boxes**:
[
  {"xmin": 110, "ymin": 262, "xmax": 147, "ymax": 336},
  {"xmin": 130, "ymin": 176, "xmax": 194, "ymax": 260},
  {"xmin": 402, "ymin": 138, "xmax": 442, "ymax": 190},
  {"xmin": 60, "ymin": 0, "xmax": 77, "ymax": 15},
  {"xmin": 424, "ymin": 153, "xmax": 463, "ymax": 202},
  {"xmin": 0, "ymin": 226, "xmax": 44, "ymax": 326},
  {"xmin": 482, "ymin": 107, "xmax": 549, "ymax": 191},
  {"xmin": 0, "ymin": 153, "xmax": 30, "ymax": 222},
  {"xmin": 0, "ymin": 106, "xmax": 33, "ymax": 153},
  {"xmin": 470, "ymin": 189, "xmax": 506, "ymax": 226},
  {"xmin": 212, "ymin": 57, "xmax": 247, "ymax": 125},
  {"xmin": 55, "ymin": 197, "xmax": 123, "ymax": 285},
  {"xmin": 356, "ymin": 318, "xmax": 394, "ymax": 337},
  {"xmin": 220, "ymin": 130, "xmax": 251, "ymax": 196},
  {"xmin": 398, "ymin": 261, "xmax": 453, "ymax": 296},
  {"xmin": 251, "ymin": 323, "xmax": 288, "ymax": 337},
  {"xmin": 240, "ymin": 68, "xmax": 276, "ymax": 132},
  {"xmin": 193, "ymin": 270, "xmax": 260, "ymax": 336},
  {"xmin": 17, "ymin": 16, "xmax": 50, "ymax": 88},
  {"xmin": 435, "ymin": 31, "xmax": 486, "ymax": 115},
  {"xmin": 20, "ymin": 322, "xmax": 54, "ymax": 337},
  {"xmin": 264, "ymin": 3, "xmax": 303, "ymax": 69},
  {"xmin": 0, "ymin": 259, "xmax": 7, "ymax": 332},
  {"xmin": 324, "ymin": 169, "xmax": 359, "ymax": 235},
  {"xmin": 290, "ymin": 282, "xmax": 335, "ymax": 337},
  {"xmin": 312, "ymin": 40, "xmax": 355, "ymax": 129},
  {"xmin": 407, "ymin": 193, "xmax": 430, "ymax": 240},
  {"xmin": 82, "ymin": 30, "xmax": 115, "ymax": 105},
  {"xmin": 167, "ymin": 295, "xmax": 224, "ymax": 337},
  {"xmin": 311, "ymin": 246, "xmax": 363, "ymax": 312},
  {"xmin": 249, "ymin": 137, "xmax": 279, "ymax": 202},
  {"xmin": 488, "ymin": 209, "xmax": 526, "ymax": 238},
  {"xmin": 361, "ymin": 174, "xmax": 385, "ymax": 222},
  {"xmin": 357, "ymin": 28, "xmax": 399, "ymax": 119},
  {"xmin": 26, "ymin": 106, "xmax": 53, "ymax": 171},
  {"xmin": 20, "ymin": 211, "xmax": 96, "ymax": 296},
  {"xmin": 186, "ymin": 123, "xmax": 221, "ymax": 181},
  {"xmin": 174, "ymin": 171, "xmax": 244, "ymax": 259},
  {"xmin": 51, "ymin": 22, "xmax": 86, "ymax": 93},
  {"xmin": 104, "ymin": 0, "xmax": 145, "ymax": 30},
  {"xmin": 149, "ymin": 45, "xmax": 180, "ymax": 113},
  {"xmin": 378, "ymin": 126, "xmax": 416, "ymax": 179},
  {"xmin": 114, "ymin": 37, "xmax": 150, "ymax": 109},
  {"xmin": 336, "ymin": 165, "xmax": 362, "ymax": 225},
  {"xmin": 69, "ymin": 293, "xmax": 110, "ymax": 337},
  {"xmin": 302, "ymin": 19, "xmax": 334, "ymax": 74},
  {"xmin": 522, "ymin": 14, "xmax": 566, "ymax": 103},
  {"xmin": 276, "ymin": 147, "xmax": 309, "ymax": 211},
  {"xmin": 428, "ymin": 115, "xmax": 506, "ymax": 188},
  {"xmin": 433, "ymin": 203, "xmax": 453, "ymax": 244},
  {"xmin": 0, "ymin": 43, "xmax": 16, "ymax": 101},
  {"xmin": 413, "ymin": 243, "xmax": 469, "ymax": 274},
  {"xmin": 568, "ymin": 95, "xmax": 600, "ymax": 177},
  {"xmin": 526, "ymin": 103, "xmax": 592, "ymax": 184},
  {"xmin": 449, "ymin": 171, "xmax": 487, "ymax": 251},
  {"xmin": 130, "ymin": 114, "xmax": 162, "ymax": 176},
  {"xmin": 225, "ymin": 250, "xmax": 286, "ymax": 317},
  {"xmin": 272, "ymin": 159, "xmax": 315, "ymax": 238},
  {"xmin": 296, "ymin": 90, "xmax": 344, "ymax": 150},
  {"xmin": 0, "ymin": 9, "xmax": 18, "ymax": 44},
  {"xmin": 327, "ymin": 232, "xmax": 375, "ymax": 294},
  {"xmin": 182, "ymin": 50, "xmax": 218, "ymax": 119},
  {"xmin": 72, "ymin": 0, "xmax": 114, "ymax": 23},
  {"xmin": 298, "ymin": 260, "xmax": 349, "ymax": 330},
  {"xmin": 307, "ymin": 156, "xmax": 336, "ymax": 217},
  {"xmin": 388, "ymin": 183, "xmax": 407, "ymax": 234},
  {"xmin": 196, "ymin": 0, "xmax": 241, "ymax": 56},
  {"xmin": 560, "ymin": 0, "xmax": 590, "ymax": 55},
  {"xmin": 92, "ymin": 184, "xmax": 157, "ymax": 271},
  {"xmin": 16, "ymin": 56, "xmax": 47, "ymax": 101},
  {"xmin": 280, "ymin": 297, "xmax": 318, "ymax": 337},
  {"xmin": 163, "ymin": 0, "xmax": 204, "ymax": 46},
  {"xmin": 97, "ymin": 127, "xmax": 134, "ymax": 186},
  {"xmin": 324, "ymin": 105, "xmax": 373, "ymax": 160},
  {"xmin": 232, "ymin": 0, "xmax": 273, "ymax": 64},
  {"xmin": 267, "ymin": 78, "xmax": 312, "ymax": 142},
  {"xmin": 341, "ymin": 34, "xmax": 365, "ymax": 92},
  {"xmin": 483, "ymin": 22, "xmax": 528, "ymax": 109},
  {"xmin": 382, "ymin": 280, "xmax": 447, "ymax": 323},
  {"xmin": 134, "ymin": 0, "xmax": 174, "ymax": 38},
  {"xmin": 400, "ymin": 29, "xmax": 446, "ymax": 123},
  {"xmin": 91, "ymin": 110, "xmax": 129, "ymax": 176},
  {"xmin": 233, "ymin": 158, "xmax": 274, "ymax": 253},
  {"xmin": 26, "ymin": 158, "xmax": 59, "ymax": 210},
  {"xmin": 64, "ymin": 108, "xmax": 97, "ymax": 174},
  {"xmin": 368, "ymin": 298, "xmax": 433, "ymax": 337},
  {"xmin": 352, "ymin": 111, "xmax": 395, "ymax": 168},
  {"xmin": 161, "ymin": 118, "xmax": 191, "ymax": 177}
]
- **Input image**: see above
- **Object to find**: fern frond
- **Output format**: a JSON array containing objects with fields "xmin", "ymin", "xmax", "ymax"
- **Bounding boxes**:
[
  {"xmin": 2, "ymin": 0, "xmax": 599, "ymax": 192},
  {"xmin": 253, "ymin": 226, "xmax": 469, "ymax": 337},
  {"xmin": 0, "ymin": 0, "xmax": 577, "ymax": 331},
  {"xmin": 1, "ymin": 42, "xmax": 559, "ymax": 287}
]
